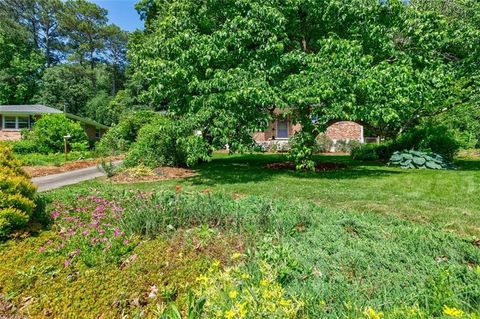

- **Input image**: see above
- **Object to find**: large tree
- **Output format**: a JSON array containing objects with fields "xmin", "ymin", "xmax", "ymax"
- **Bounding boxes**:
[
  {"xmin": 0, "ymin": 0, "xmax": 64, "ymax": 66},
  {"xmin": 130, "ymin": 0, "xmax": 477, "ymax": 168},
  {"xmin": 0, "ymin": 18, "xmax": 43, "ymax": 104}
]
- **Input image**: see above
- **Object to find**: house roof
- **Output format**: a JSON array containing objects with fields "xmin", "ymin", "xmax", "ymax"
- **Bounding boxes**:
[
  {"xmin": 65, "ymin": 113, "xmax": 109, "ymax": 129},
  {"xmin": 0, "ymin": 104, "xmax": 63, "ymax": 114},
  {"xmin": 0, "ymin": 104, "xmax": 109, "ymax": 129}
]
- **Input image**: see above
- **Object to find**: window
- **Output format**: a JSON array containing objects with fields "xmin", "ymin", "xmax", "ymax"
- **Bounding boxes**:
[
  {"xmin": 2, "ymin": 115, "xmax": 30, "ymax": 130},
  {"xmin": 95, "ymin": 128, "xmax": 101, "ymax": 139},
  {"xmin": 3, "ymin": 116, "xmax": 16, "ymax": 129},
  {"xmin": 17, "ymin": 117, "xmax": 29, "ymax": 129},
  {"xmin": 276, "ymin": 119, "xmax": 289, "ymax": 139}
]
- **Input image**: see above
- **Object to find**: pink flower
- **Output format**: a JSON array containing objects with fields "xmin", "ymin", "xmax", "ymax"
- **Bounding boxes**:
[
  {"xmin": 123, "ymin": 239, "xmax": 129, "ymax": 245},
  {"xmin": 51, "ymin": 211, "xmax": 60, "ymax": 219},
  {"xmin": 64, "ymin": 259, "xmax": 71, "ymax": 268},
  {"xmin": 113, "ymin": 227, "xmax": 121, "ymax": 237},
  {"xmin": 38, "ymin": 246, "xmax": 45, "ymax": 253},
  {"xmin": 82, "ymin": 229, "xmax": 90, "ymax": 236},
  {"xmin": 101, "ymin": 237, "xmax": 108, "ymax": 242}
]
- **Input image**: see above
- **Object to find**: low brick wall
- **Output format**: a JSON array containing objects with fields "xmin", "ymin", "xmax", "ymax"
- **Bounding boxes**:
[
  {"xmin": 0, "ymin": 130, "xmax": 22, "ymax": 141},
  {"xmin": 325, "ymin": 121, "xmax": 363, "ymax": 142}
]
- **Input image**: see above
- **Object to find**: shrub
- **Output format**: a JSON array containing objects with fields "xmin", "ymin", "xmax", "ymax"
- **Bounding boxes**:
[
  {"xmin": 25, "ymin": 114, "xmax": 88, "ymax": 154},
  {"xmin": 351, "ymin": 142, "xmax": 396, "ymax": 161},
  {"xmin": 395, "ymin": 125, "xmax": 460, "ymax": 160},
  {"xmin": 96, "ymin": 110, "xmax": 161, "ymax": 155},
  {"xmin": 388, "ymin": 150, "xmax": 455, "ymax": 170},
  {"xmin": 334, "ymin": 139, "xmax": 362, "ymax": 153},
  {"xmin": 11, "ymin": 139, "xmax": 37, "ymax": 155},
  {"xmin": 124, "ymin": 118, "xmax": 210, "ymax": 168},
  {"xmin": 0, "ymin": 144, "xmax": 38, "ymax": 239},
  {"xmin": 315, "ymin": 133, "xmax": 334, "ymax": 153},
  {"xmin": 351, "ymin": 143, "xmax": 380, "ymax": 160}
]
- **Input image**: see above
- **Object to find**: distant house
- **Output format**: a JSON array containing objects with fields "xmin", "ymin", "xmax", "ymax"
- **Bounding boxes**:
[
  {"xmin": 0, "ymin": 104, "xmax": 109, "ymax": 141},
  {"xmin": 253, "ymin": 110, "xmax": 379, "ymax": 152}
]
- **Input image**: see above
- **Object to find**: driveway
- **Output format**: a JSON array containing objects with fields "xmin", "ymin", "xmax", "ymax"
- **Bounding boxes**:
[{"xmin": 32, "ymin": 161, "xmax": 122, "ymax": 192}]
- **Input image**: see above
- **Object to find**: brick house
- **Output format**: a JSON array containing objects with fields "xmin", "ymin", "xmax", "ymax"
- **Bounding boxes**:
[
  {"xmin": 253, "ymin": 112, "xmax": 377, "ymax": 152},
  {"xmin": 0, "ymin": 105, "xmax": 109, "ymax": 141}
]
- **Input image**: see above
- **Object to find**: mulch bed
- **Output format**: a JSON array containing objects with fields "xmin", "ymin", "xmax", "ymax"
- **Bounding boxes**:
[
  {"xmin": 23, "ymin": 156, "xmax": 123, "ymax": 178},
  {"xmin": 110, "ymin": 166, "xmax": 197, "ymax": 183},
  {"xmin": 265, "ymin": 161, "xmax": 348, "ymax": 172}
]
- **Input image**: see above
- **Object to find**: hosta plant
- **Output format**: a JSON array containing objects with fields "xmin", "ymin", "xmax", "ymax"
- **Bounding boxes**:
[{"xmin": 388, "ymin": 150, "xmax": 455, "ymax": 170}]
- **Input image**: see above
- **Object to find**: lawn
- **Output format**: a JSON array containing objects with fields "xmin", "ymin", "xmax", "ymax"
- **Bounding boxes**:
[
  {"xmin": 52, "ymin": 153, "xmax": 480, "ymax": 237},
  {"xmin": 1, "ymin": 153, "xmax": 479, "ymax": 318}
]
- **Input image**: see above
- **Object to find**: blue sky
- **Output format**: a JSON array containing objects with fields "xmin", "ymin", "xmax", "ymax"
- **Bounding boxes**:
[{"xmin": 90, "ymin": 0, "xmax": 143, "ymax": 31}]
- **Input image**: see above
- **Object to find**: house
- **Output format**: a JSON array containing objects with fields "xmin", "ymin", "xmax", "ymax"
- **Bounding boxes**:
[
  {"xmin": 253, "ymin": 111, "xmax": 378, "ymax": 152},
  {"xmin": 0, "ymin": 104, "xmax": 109, "ymax": 141}
]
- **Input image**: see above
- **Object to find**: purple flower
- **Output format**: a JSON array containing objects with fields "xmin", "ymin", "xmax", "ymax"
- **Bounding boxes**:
[{"xmin": 113, "ymin": 227, "xmax": 121, "ymax": 237}]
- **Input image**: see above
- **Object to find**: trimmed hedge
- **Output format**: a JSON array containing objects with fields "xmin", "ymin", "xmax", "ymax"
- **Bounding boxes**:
[{"xmin": 0, "ymin": 144, "xmax": 38, "ymax": 238}]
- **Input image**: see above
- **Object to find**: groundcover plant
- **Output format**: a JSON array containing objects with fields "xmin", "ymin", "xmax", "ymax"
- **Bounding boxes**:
[{"xmin": 1, "ymin": 189, "xmax": 478, "ymax": 318}]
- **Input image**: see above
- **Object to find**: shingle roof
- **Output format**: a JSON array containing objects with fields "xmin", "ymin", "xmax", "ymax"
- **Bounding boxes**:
[
  {"xmin": 0, "ymin": 104, "xmax": 109, "ymax": 128},
  {"xmin": 0, "ymin": 104, "xmax": 63, "ymax": 114}
]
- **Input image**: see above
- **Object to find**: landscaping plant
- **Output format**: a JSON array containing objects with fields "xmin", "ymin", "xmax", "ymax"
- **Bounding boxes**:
[
  {"xmin": 22, "ymin": 114, "xmax": 89, "ymax": 154},
  {"xmin": 96, "ymin": 110, "xmax": 162, "ymax": 155},
  {"xmin": 388, "ymin": 150, "xmax": 455, "ymax": 170},
  {"xmin": 124, "ymin": 118, "xmax": 210, "ymax": 168},
  {"xmin": 0, "ymin": 144, "xmax": 37, "ymax": 238}
]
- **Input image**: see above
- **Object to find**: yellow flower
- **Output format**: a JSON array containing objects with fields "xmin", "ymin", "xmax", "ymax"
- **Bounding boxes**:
[
  {"xmin": 260, "ymin": 279, "xmax": 269, "ymax": 287},
  {"xmin": 196, "ymin": 274, "xmax": 208, "ymax": 285},
  {"xmin": 476, "ymin": 265, "xmax": 480, "ymax": 274},
  {"xmin": 224, "ymin": 309, "xmax": 235, "ymax": 319},
  {"xmin": 364, "ymin": 307, "xmax": 384, "ymax": 319},
  {"xmin": 443, "ymin": 305, "xmax": 464, "ymax": 317},
  {"xmin": 240, "ymin": 273, "xmax": 250, "ymax": 280},
  {"xmin": 238, "ymin": 302, "xmax": 248, "ymax": 318},
  {"xmin": 231, "ymin": 252, "xmax": 242, "ymax": 260},
  {"xmin": 279, "ymin": 298, "xmax": 292, "ymax": 307},
  {"xmin": 319, "ymin": 300, "xmax": 326, "ymax": 308},
  {"xmin": 228, "ymin": 290, "xmax": 238, "ymax": 299}
]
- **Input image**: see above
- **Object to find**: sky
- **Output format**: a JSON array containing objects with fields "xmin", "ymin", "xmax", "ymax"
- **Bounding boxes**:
[{"xmin": 90, "ymin": 0, "xmax": 143, "ymax": 31}]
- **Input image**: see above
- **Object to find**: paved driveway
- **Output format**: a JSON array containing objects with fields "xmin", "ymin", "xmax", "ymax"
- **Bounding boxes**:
[{"xmin": 32, "ymin": 161, "xmax": 121, "ymax": 192}]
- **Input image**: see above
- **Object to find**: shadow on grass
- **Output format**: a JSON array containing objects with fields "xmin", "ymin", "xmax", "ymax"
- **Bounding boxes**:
[
  {"xmin": 455, "ymin": 159, "xmax": 480, "ymax": 171},
  {"xmin": 187, "ymin": 153, "xmax": 402, "ymax": 186}
]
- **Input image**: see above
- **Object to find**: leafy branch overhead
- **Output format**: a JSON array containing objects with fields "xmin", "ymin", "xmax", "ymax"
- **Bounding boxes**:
[{"xmin": 130, "ymin": 0, "xmax": 480, "ymax": 168}]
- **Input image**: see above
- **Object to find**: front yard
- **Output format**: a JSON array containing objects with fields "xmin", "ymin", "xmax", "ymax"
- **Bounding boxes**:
[
  {"xmin": 1, "ymin": 153, "xmax": 479, "ymax": 318},
  {"xmin": 52, "ymin": 153, "xmax": 480, "ymax": 237}
]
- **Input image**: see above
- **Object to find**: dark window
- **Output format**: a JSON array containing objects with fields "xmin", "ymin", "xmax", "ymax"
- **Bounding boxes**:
[
  {"xmin": 17, "ymin": 116, "xmax": 29, "ymax": 129},
  {"xmin": 276, "ymin": 119, "xmax": 288, "ymax": 139},
  {"xmin": 3, "ymin": 116, "xmax": 16, "ymax": 129}
]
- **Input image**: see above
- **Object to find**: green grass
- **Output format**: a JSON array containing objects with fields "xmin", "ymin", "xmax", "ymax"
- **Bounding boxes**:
[
  {"xmin": 52, "ymin": 153, "xmax": 480, "ymax": 237},
  {"xmin": 1, "ymin": 153, "xmax": 479, "ymax": 318},
  {"xmin": 16, "ymin": 151, "xmax": 96, "ymax": 166},
  {"xmin": 1, "ymin": 191, "xmax": 479, "ymax": 318}
]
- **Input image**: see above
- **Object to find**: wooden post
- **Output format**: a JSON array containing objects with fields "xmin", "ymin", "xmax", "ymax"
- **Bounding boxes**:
[{"xmin": 64, "ymin": 137, "xmax": 68, "ymax": 161}]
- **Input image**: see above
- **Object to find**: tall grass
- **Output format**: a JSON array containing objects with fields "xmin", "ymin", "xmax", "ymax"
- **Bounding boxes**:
[
  {"xmin": 119, "ymin": 190, "xmax": 314, "ymax": 238},
  {"xmin": 113, "ymin": 190, "xmax": 480, "ymax": 317}
]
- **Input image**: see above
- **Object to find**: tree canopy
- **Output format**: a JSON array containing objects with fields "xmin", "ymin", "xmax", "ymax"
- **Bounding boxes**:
[
  {"xmin": 0, "ymin": 0, "xmax": 129, "ymax": 126},
  {"xmin": 130, "ymin": 0, "xmax": 480, "ymax": 168}
]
